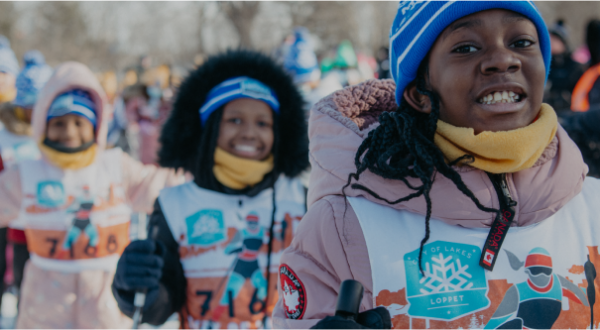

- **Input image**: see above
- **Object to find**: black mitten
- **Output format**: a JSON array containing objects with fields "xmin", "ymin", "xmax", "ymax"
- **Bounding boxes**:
[{"xmin": 311, "ymin": 307, "xmax": 392, "ymax": 329}]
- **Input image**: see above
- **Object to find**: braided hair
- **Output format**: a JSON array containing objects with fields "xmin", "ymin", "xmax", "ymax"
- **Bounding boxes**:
[{"xmin": 343, "ymin": 66, "xmax": 499, "ymax": 274}]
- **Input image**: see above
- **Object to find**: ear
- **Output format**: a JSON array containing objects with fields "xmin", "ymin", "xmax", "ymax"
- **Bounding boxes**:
[{"xmin": 403, "ymin": 82, "xmax": 432, "ymax": 114}]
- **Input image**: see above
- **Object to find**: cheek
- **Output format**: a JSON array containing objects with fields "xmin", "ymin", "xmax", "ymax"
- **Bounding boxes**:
[
  {"xmin": 260, "ymin": 129, "xmax": 275, "ymax": 151},
  {"xmin": 217, "ymin": 124, "xmax": 238, "ymax": 148}
]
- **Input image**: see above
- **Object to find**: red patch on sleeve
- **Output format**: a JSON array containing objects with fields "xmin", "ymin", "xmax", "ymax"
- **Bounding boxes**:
[{"xmin": 279, "ymin": 263, "xmax": 307, "ymax": 319}]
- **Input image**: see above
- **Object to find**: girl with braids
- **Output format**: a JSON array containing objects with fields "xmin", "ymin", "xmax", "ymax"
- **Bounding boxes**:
[
  {"xmin": 274, "ymin": 2, "xmax": 600, "ymax": 329},
  {"xmin": 112, "ymin": 50, "xmax": 309, "ymax": 328}
]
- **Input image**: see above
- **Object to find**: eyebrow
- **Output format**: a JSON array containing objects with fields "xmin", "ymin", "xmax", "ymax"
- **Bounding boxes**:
[
  {"xmin": 502, "ymin": 12, "xmax": 528, "ymax": 24},
  {"xmin": 442, "ymin": 19, "xmax": 482, "ymax": 40}
]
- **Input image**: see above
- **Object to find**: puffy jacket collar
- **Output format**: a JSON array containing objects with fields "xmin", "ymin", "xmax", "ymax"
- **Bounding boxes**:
[{"xmin": 308, "ymin": 79, "xmax": 587, "ymax": 228}]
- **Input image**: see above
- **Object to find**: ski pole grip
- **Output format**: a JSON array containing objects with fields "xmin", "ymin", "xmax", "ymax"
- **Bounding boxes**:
[{"xmin": 335, "ymin": 279, "xmax": 364, "ymax": 321}]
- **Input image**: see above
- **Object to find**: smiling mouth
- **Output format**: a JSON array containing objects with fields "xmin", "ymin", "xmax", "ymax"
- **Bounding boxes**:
[
  {"xmin": 478, "ymin": 91, "xmax": 524, "ymax": 105},
  {"xmin": 235, "ymin": 145, "xmax": 258, "ymax": 153}
]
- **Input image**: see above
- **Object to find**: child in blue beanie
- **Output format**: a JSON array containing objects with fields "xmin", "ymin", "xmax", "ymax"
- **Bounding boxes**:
[{"xmin": 271, "ymin": 2, "xmax": 600, "ymax": 329}]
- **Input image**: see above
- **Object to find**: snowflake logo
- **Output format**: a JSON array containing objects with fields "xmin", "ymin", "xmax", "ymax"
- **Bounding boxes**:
[
  {"xmin": 192, "ymin": 214, "xmax": 221, "ymax": 237},
  {"xmin": 185, "ymin": 209, "xmax": 226, "ymax": 247},
  {"xmin": 419, "ymin": 253, "xmax": 474, "ymax": 294},
  {"xmin": 403, "ymin": 241, "xmax": 490, "ymax": 321}
]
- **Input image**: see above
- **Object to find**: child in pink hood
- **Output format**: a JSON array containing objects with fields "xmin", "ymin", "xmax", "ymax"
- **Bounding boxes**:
[
  {"xmin": 0, "ymin": 61, "xmax": 185, "ymax": 328},
  {"xmin": 274, "ymin": 2, "xmax": 600, "ymax": 329}
]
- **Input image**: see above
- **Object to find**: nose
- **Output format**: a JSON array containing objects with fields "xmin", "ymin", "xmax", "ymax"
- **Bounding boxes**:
[
  {"xmin": 480, "ymin": 44, "xmax": 522, "ymax": 75},
  {"xmin": 239, "ymin": 121, "xmax": 258, "ymax": 140}
]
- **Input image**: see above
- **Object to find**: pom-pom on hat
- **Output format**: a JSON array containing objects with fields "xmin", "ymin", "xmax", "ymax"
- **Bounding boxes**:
[
  {"xmin": 389, "ymin": 1, "xmax": 551, "ymax": 104},
  {"xmin": 284, "ymin": 27, "xmax": 320, "ymax": 84},
  {"xmin": 14, "ymin": 50, "xmax": 53, "ymax": 108},
  {"xmin": 47, "ymin": 89, "xmax": 97, "ymax": 128}
]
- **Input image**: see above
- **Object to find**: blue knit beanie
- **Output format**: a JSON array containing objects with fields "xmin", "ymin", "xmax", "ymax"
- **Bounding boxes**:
[
  {"xmin": 284, "ymin": 27, "xmax": 320, "ymax": 84},
  {"xmin": 0, "ymin": 35, "xmax": 19, "ymax": 76},
  {"xmin": 389, "ymin": 1, "xmax": 551, "ymax": 104},
  {"xmin": 48, "ymin": 89, "xmax": 97, "ymax": 128},
  {"xmin": 14, "ymin": 50, "xmax": 53, "ymax": 108}
]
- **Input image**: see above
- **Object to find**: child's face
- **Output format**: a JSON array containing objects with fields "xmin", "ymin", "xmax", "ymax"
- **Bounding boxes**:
[
  {"xmin": 46, "ymin": 114, "xmax": 95, "ymax": 148},
  {"xmin": 410, "ymin": 9, "xmax": 546, "ymax": 134},
  {"xmin": 217, "ymin": 98, "xmax": 274, "ymax": 161}
]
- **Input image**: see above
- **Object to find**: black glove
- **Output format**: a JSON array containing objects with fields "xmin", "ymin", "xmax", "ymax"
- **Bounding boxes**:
[
  {"xmin": 112, "ymin": 239, "xmax": 165, "ymax": 312},
  {"xmin": 310, "ymin": 307, "xmax": 392, "ymax": 329}
]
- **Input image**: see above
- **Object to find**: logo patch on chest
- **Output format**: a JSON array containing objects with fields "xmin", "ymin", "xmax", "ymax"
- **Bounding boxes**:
[
  {"xmin": 37, "ymin": 181, "xmax": 66, "ymax": 207},
  {"xmin": 185, "ymin": 209, "xmax": 227, "ymax": 247},
  {"xmin": 404, "ymin": 241, "xmax": 490, "ymax": 321},
  {"xmin": 280, "ymin": 264, "xmax": 306, "ymax": 320}
]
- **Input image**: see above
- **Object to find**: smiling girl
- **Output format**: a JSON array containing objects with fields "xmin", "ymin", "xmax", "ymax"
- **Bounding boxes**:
[
  {"xmin": 112, "ymin": 50, "xmax": 309, "ymax": 329},
  {"xmin": 273, "ymin": 2, "xmax": 600, "ymax": 329}
]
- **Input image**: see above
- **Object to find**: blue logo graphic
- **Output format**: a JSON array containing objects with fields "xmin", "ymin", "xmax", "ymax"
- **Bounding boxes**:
[
  {"xmin": 185, "ymin": 209, "xmax": 227, "ymax": 247},
  {"xmin": 37, "ymin": 181, "xmax": 66, "ymax": 208},
  {"xmin": 404, "ymin": 241, "xmax": 490, "ymax": 321}
]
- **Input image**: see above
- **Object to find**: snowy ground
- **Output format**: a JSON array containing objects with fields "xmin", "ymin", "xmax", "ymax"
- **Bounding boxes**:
[{"xmin": 0, "ymin": 290, "xmax": 180, "ymax": 329}]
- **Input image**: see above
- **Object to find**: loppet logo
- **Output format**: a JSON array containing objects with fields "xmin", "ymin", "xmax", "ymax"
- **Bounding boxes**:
[
  {"xmin": 483, "ymin": 250, "xmax": 495, "ymax": 267},
  {"xmin": 185, "ymin": 209, "xmax": 226, "ymax": 247},
  {"xmin": 404, "ymin": 241, "xmax": 490, "ymax": 321},
  {"xmin": 36, "ymin": 181, "xmax": 66, "ymax": 208}
]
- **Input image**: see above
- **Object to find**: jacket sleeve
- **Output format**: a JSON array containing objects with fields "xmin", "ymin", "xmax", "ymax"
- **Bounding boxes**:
[
  {"xmin": 120, "ymin": 151, "xmax": 186, "ymax": 214},
  {"xmin": 113, "ymin": 199, "xmax": 187, "ymax": 325},
  {"xmin": 272, "ymin": 198, "xmax": 372, "ymax": 329},
  {"xmin": 0, "ymin": 166, "xmax": 22, "ymax": 228}
]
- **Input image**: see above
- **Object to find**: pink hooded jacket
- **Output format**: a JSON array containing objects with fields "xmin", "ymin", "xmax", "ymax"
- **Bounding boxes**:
[
  {"xmin": 272, "ymin": 79, "xmax": 588, "ymax": 328},
  {"xmin": 0, "ymin": 62, "xmax": 185, "ymax": 328}
]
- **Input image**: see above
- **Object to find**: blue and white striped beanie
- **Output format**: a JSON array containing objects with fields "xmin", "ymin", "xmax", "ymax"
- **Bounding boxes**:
[
  {"xmin": 47, "ymin": 89, "xmax": 97, "ymax": 128},
  {"xmin": 14, "ymin": 50, "xmax": 53, "ymax": 108},
  {"xmin": 0, "ymin": 35, "xmax": 19, "ymax": 76},
  {"xmin": 284, "ymin": 27, "xmax": 320, "ymax": 84},
  {"xmin": 199, "ymin": 76, "xmax": 280, "ymax": 126},
  {"xmin": 389, "ymin": 1, "xmax": 551, "ymax": 104}
]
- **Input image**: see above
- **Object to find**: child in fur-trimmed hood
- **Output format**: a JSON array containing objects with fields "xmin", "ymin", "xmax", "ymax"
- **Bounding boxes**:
[{"xmin": 112, "ymin": 49, "xmax": 309, "ymax": 328}]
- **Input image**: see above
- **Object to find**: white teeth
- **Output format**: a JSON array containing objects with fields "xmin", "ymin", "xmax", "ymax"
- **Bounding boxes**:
[
  {"xmin": 479, "ymin": 91, "xmax": 522, "ymax": 105},
  {"xmin": 235, "ymin": 145, "xmax": 257, "ymax": 153}
]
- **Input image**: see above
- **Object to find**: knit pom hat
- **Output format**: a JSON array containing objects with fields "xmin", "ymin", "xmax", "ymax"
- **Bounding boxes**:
[
  {"xmin": 284, "ymin": 27, "xmax": 320, "ymax": 84},
  {"xmin": 389, "ymin": 1, "xmax": 551, "ymax": 104},
  {"xmin": 14, "ymin": 50, "xmax": 53, "ymax": 108},
  {"xmin": 0, "ymin": 35, "xmax": 19, "ymax": 76}
]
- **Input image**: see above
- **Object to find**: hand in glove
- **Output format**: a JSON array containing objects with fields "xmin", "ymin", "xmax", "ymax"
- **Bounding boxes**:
[
  {"xmin": 112, "ymin": 239, "xmax": 165, "ymax": 312},
  {"xmin": 310, "ymin": 307, "xmax": 392, "ymax": 329}
]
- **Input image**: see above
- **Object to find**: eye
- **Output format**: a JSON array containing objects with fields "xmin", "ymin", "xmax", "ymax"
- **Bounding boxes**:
[
  {"xmin": 228, "ymin": 118, "xmax": 242, "ymax": 125},
  {"xmin": 452, "ymin": 44, "xmax": 478, "ymax": 53},
  {"xmin": 257, "ymin": 120, "xmax": 271, "ymax": 128},
  {"xmin": 511, "ymin": 39, "xmax": 533, "ymax": 48}
]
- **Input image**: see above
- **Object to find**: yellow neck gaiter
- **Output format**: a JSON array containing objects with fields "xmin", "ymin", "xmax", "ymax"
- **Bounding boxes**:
[
  {"xmin": 434, "ymin": 104, "xmax": 558, "ymax": 174},
  {"xmin": 0, "ymin": 87, "xmax": 17, "ymax": 103},
  {"xmin": 213, "ymin": 147, "xmax": 274, "ymax": 190},
  {"xmin": 39, "ymin": 142, "xmax": 97, "ymax": 170}
]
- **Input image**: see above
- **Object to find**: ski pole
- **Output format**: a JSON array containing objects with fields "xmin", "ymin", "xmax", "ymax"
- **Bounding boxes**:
[
  {"xmin": 585, "ymin": 254, "xmax": 597, "ymax": 329},
  {"xmin": 131, "ymin": 224, "xmax": 159, "ymax": 329},
  {"xmin": 335, "ymin": 279, "xmax": 364, "ymax": 321}
]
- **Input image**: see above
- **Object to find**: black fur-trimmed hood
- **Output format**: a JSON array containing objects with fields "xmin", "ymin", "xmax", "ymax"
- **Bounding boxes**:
[{"xmin": 159, "ymin": 49, "xmax": 309, "ymax": 180}]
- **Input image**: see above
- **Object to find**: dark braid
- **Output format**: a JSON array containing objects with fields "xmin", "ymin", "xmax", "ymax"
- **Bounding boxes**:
[{"xmin": 343, "ymin": 67, "xmax": 499, "ymax": 274}]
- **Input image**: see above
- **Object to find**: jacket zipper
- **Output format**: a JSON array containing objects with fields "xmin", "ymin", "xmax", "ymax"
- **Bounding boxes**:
[
  {"xmin": 479, "ymin": 173, "xmax": 517, "ymax": 271},
  {"xmin": 490, "ymin": 173, "xmax": 517, "ymax": 209}
]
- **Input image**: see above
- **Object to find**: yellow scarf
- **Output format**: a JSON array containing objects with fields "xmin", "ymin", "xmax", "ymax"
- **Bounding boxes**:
[
  {"xmin": 39, "ymin": 142, "xmax": 97, "ymax": 170},
  {"xmin": 434, "ymin": 104, "xmax": 558, "ymax": 173},
  {"xmin": 0, "ymin": 87, "xmax": 16, "ymax": 103},
  {"xmin": 213, "ymin": 147, "xmax": 274, "ymax": 190}
]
